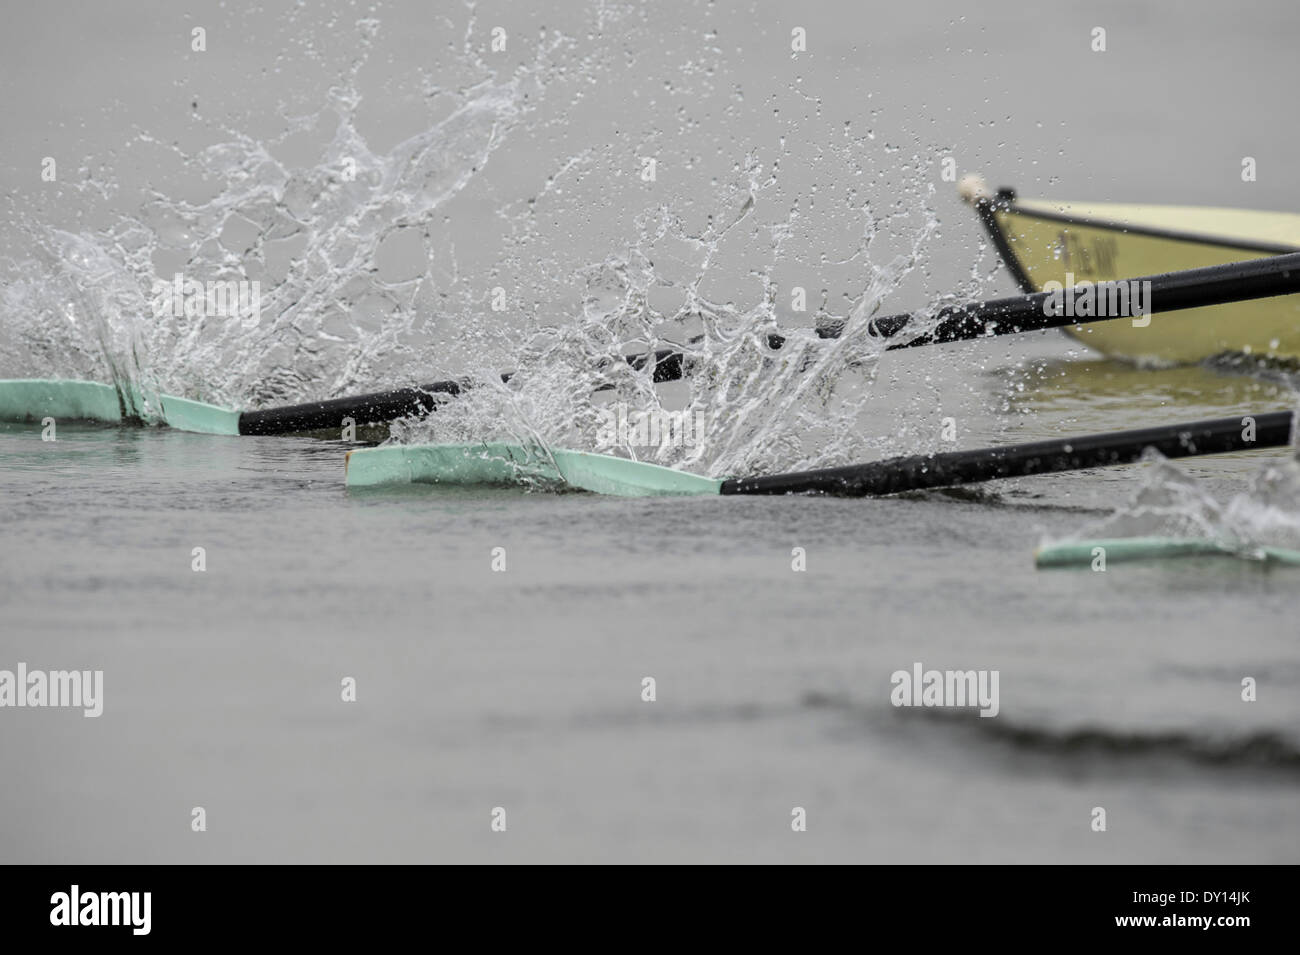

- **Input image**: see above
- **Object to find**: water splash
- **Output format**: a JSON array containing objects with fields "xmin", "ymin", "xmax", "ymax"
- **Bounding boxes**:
[
  {"xmin": 0, "ymin": 12, "xmax": 565, "ymax": 414},
  {"xmin": 1047, "ymin": 448, "xmax": 1300, "ymax": 554},
  {"xmin": 1, "ymin": 2, "xmax": 963, "ymax": 478},
  {"xmin": 393, "ymin": 143, "xmax": 948, "ymax": 478}
]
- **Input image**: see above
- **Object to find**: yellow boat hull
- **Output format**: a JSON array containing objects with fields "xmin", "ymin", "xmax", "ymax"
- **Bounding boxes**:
[{"xmin": 969, "ymin": 188, "xmax": 1300, "ymax": 364}]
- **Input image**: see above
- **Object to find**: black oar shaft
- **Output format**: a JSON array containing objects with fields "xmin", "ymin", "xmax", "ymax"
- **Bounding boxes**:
[
  {"xmin": 239, "ymin": 381, "xmax": 463, "ymax": 435},
  {"xmin": 235, "ymin": 253, "xmax": 1300, "ymax": 435},
  {"xmin": 720, "ymin": 411, "xmax": 1294, "ymax": 497},
  {"xmin": 820, "ymin": 250, "xmax": 1300, "ymax": 347},
  {"xmin": 710, "ymin": 251, "xmax": 1300, "ymax": 356},
  {"xmin": 236, "ymin": 349, "xmax": 683, "ymax": 434}
]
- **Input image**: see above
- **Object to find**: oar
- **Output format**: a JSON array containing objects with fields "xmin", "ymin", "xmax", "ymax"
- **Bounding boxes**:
[
  {"xmin": 237, "ymin": 348, "xmax": 684, "ymax": 435},
  {"xmin": 1035, "ymin": 536, "xmax": 1300, "ymax": 568},
  {"xmin": 824, "ymin": 247, "xmax": 1300, "ymax": 347},
  {"xmin": 0, "ymin": 379, "xmax": 243, "ymax": 435},
  {"xmin": 720, "ymin": 410, "xmax": 1294, "ymax": 496},
  {"xmin": 7, "ymin": 253, "xmax": 1299, "ymax": 436},
  {"xmin": 344, "ymin": 410, "xmax": 1294, "ymax": 495},
  {"xmin": 249, "ymin": 251, "xmax": 1300, "ymax": 434},
  {"xmin": 0, "ymin": 350, "xmax": 685, "ymax": 435}
]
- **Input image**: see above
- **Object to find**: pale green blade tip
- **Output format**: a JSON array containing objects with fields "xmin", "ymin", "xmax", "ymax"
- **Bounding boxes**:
[
  {"xmin": 0, "ymin": 379, "xmax": 239, "ymax": 435},
  {"xmin": 153, "ymin": 393, "xmax": 241, "ymax": 435},
  {"xmin": 549, "ymin": 448, "xmax": 721, "ymax": 496},
  {"xmin": 1035, "ymin": 537, "xmax": 1300, "ymax": 568},
  {"xmin": 0, "ymin": 379, "xmax": 124, "ymax": 424},
  {"xmin": 345, "ymin": 443, "xmax": 723, "ymax": 496},
  {"xmin": 346, "ymin": 443, "xmax": 562, "ymax": 488}
]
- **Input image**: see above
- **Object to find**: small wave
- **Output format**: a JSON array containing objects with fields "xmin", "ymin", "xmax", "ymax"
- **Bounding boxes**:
[
  {"xmin": 803, "ymin": 692, "xmax": 1300, "ymax": 773},
  {"xmin": 953, "ymin": 714, "xmax": 1300, "ymax": 772}
]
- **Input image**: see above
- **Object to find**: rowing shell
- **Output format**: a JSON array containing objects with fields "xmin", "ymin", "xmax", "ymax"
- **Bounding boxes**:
[{"xmin": 961, "ymin": 178, "xmax": 1300, "ymax": 364}]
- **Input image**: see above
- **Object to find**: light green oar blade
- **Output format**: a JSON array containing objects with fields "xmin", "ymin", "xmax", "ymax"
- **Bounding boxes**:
[
  {"xmin": 548, "ymin": 448, "xmax": 722, "ymax": 496},
  {"xmin": 346, "ymin": 442, "xmax": 563, "ymax": 488},
  {"xmin": 0, "ymin": 379, "xmax": 240, "ymax": 435},
  {"xmin": 0, "ymin": 379, "xmax": 125, "ymax": 424},
  {"xmin": 150, "ymin": 393, "xmax": 241, "ymax": 435},
  {"xmin": 345, "ymin": 442, "xmax": 723, "ymax": 496},
  {"xmin": 1035, "ymin": 537, "xmax": 1300, "ymax": 568}
]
